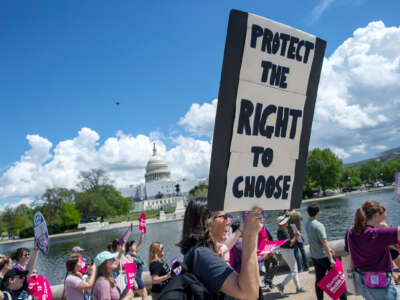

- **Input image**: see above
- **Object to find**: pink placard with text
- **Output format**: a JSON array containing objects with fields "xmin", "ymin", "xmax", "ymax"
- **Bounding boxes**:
[
  {"xmin": 257, "ymin": 240, "xmax": 288, "ymax": 256},
  {"xmin": 317, "ymin": 258, "xmax": 346, "ymax": 300},
  {"xmin": 124, "ymin": 262, "xmax": 137, "ymax": 290},
  {"xmin": 139, "ymin": 213, "xmax": 146, "ymax": 233}
]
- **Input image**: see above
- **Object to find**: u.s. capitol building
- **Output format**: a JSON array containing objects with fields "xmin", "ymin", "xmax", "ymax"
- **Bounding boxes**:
[{"xmin": 119, "ymin": 144, "xmax": 198, "ymax": 212}]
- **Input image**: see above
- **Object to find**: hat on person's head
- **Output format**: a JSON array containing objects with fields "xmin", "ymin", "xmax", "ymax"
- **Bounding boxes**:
[
  {"xmin": 1, "ymin": 268, "xmax": 28, "ymax": 289},
  {"xmin": 276, "ymin": 215, "xmax": 290, "ymax": 226},
  {"xmin": 72, "ymin": 246, "xmax": 84, "ymax": 253},
  {"xmin": 94, "ymin": 251, "xmax": 118, "ymax": 267}
]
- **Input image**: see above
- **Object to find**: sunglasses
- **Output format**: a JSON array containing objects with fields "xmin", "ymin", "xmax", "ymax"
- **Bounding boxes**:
[
  {"xmin": 23, "ymin": 254, "xmax": 30, "ymax": 257},
  {"xmin": 17, "ymin": 275, "xmax": 26, "ymax": 279},
  {"xmin": 214, "ymin": 213, "xmax": 232, "ymax": 221}
]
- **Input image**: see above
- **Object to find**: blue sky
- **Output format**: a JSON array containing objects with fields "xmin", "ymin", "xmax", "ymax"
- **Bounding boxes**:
[{"xmin": 1, "ymin": 0, "xmax": 399, "ymax": 208}]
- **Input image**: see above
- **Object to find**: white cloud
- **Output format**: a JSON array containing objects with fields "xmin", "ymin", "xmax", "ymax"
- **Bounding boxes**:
[
  {"xmin": 0, "ymin": 198, "xmax": 33, "ymax": 212},
  {"xmin": 0, "ymin": 128, "xmax": 212, "ymax": 207},
  {"xmin": 310, "ymin": 0, "xmax": 335, "ymax": 22},
  {"xmin": 310, "ymin": 21, "xmax": 400, "ymax": 161},
  {"xmin": 333, "ymin": 147, "xmax": 351, "ymax": 159},
  {"xmin": 178, "ymin": 98, "xmax": 217, "ymax": 137}
]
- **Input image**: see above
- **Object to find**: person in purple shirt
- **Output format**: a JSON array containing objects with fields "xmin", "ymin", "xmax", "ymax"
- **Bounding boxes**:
[{"xmin": 345, "ymin": 200, "xmax": 400, "ymax": 300}]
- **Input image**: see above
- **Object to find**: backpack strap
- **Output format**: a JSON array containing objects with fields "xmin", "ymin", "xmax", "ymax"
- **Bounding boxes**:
[{"xmin": 2, "ymin": 291, "xmax": 12, "ymax": 300}]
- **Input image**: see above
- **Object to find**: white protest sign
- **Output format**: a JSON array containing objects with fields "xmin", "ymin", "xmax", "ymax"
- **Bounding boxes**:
[{"xmin": 208, "ymin": 10, "xmax": 326, "ymax": 212}]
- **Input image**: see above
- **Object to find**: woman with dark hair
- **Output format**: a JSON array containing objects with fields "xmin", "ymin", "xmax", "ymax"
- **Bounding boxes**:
[
  {"xmin": 148, "ymin": 242, "xmax": 170, "ymax": 300},
  {"xmin": 64, "ymin": 255, "xmax": 96, "ymax": 300},
  {"xmin": 92, "ymin": 251, "xmax": 133, "ymax": 300},
  {"xmin": 125, "ymin": 231, "xmax": 147, "ymax": 300},
  {"xmin": 176, "ymin": 199, "xmax": 262, "ymax": 300},
  {"xmin": 345, "ymin": 200, "xmax": 400, "ymax": 299},
  {"xmin": 11, "ymin": 243, "xmax": 39, "ymax": 278},
  {"xmin": 0, "ymin": 255, "xmax": 13, "ymax": 285}
]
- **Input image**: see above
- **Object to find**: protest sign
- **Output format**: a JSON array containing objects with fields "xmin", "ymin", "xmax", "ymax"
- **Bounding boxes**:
[
  {"xmin": 317, "ymin": 258, "xmax": 346, "ymax": 300},
  {"xmin": 28, "ymin": 275, "xmax": 53, "ymax": 300},
  {"xmin": 139, "ymin": 213, "xmax": 146, "ymax": 233},
  {"xmin": 208, "ymin": 10, "xmax": 326, "ymax": 212},
  {"xmin": 169, "ymin": 256, "xmax": 182, "ymax": 276},
  {"xmin": 119, "ymin": 223, "xmax": 134, "ymax": 245},
  {"xmin": 124, "ymin": 262, "xmax": 137, "ymax": 290},
  {"xmin": 258, "ymin": 240, "xmax": 288, "ymax": 256},
  {"xmin": 34, "ymin": 211, "xmax": 49, "ymax": 254}
]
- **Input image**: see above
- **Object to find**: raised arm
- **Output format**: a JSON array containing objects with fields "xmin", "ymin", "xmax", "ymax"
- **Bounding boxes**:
[
  {"xmin": 220, "ymin": 211, "xmax": 262, "ymax": 300},
  {"xmin": 136, "ymin": 231, "xmax": 145, "ymax": 252},
  {"xmin": 77, "ymin": 264, "xmax": 96, "ymax": 290},
  {"xmin": 26, "ymin": 241, "xmax": 39, "ymax": 278}
]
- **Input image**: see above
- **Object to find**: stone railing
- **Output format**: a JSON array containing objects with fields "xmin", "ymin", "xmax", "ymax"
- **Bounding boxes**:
[{"xmin": 50, "ymin": 239, "xmax": 347, "ymax": 299}]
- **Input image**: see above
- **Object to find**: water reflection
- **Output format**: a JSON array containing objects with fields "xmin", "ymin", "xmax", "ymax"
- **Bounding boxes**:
[{"xmin": 0, "ymin": 189, "xmax": 397, "ymax": 285}]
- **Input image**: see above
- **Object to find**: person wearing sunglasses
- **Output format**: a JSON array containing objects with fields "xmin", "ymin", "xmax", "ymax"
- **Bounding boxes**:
[
  {"xmin": 10, "ymin": 241, "xmax": 40, "ymax": 279},
  {"xmin": 148, "ymin": 242, "xmax": 170, "ymax": 300},
  {"xmin": 177, "ymin": 199, "xmax": 263, "ymax": 300},
  {"xmin": 0, "ymin": 268, "xmax": 30, "ymax": 300}
]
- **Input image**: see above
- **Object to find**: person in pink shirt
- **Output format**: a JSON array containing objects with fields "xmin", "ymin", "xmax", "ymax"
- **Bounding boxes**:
[
  {"xmin": 92, "ymin": 251, "xmax": 134, "ymax": 300},
  {"xmin": 72, "ymin": 246, "xmax": 88, "ymax": 274},
  {"xmin": 64, "ymin": 255, "xmax": 96, "ymax": 300}
]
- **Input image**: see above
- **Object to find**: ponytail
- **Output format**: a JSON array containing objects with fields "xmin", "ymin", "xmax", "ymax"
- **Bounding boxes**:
[
  {"xmin": 354, "ymin": 208, "xmax": 366, "ymax": 235},
  {"xmin": 354, "ymin": 200, "xmax": 386, "ymax": 235}
]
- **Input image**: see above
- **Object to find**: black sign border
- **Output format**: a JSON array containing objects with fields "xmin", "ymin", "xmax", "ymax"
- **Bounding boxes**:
[{"xmin": 208, "ymin": 9, "xmax": 326, "ymax": 211}]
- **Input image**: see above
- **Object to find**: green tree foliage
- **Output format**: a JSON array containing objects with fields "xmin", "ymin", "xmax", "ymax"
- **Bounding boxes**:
[
  {"xmin": 306, "ymin": 148, "xmax": 343, "ymax": 195},
  {"xmin": 341, "ymin": 167, "xmax": 362, "ymax": 188},
  {"xmin": 60, "ymin": 202, "xmax": 81, "ymax": 226},
  {"xmin": 75, "ymin": 169, "xmax": 131, "ymax": 218},
  {"xmin": 189, "ymin": 184, "xmax": 208, "ymax": 200},
  {"xmin": 359, "ymin": 160, "xmax": 383, "ymax": 183},
  {"xmin": 36, "ymin": 188, "xmax": 76, "ymax": 226}
]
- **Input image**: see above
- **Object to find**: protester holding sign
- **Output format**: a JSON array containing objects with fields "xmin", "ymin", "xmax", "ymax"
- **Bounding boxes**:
[
  {"xmin": 71, "ymin": 247, "xmax": 88, "ymax": 275},
  {"xmin": 11, "ymin": 242, "xmax": 39, "ymax": 279},
  {"xmin": 176, "ymin": 199, "xmax": 262, "ymax": 300},
  {"xmin": 257, "ymin": 224, "xmax": 280, "ymax": 292},
  {"xmin": 275, "ymin": 215, "xmax": 306, "ymax": 296},
  {"xmin": 345, "ymin": 200, "xmax": 400, "ymax": 300},
  {"xmin": 305, "ymin": 203, "xmax": 347, "ymax": 300},
  {"xmin": 125, "ymin": 231, "xmax": 148, "ymax": 300},
  {"xmin": 63, "ymin": 255, "xmax": 96, "ymax": 300},
  {"xmin": 148, "ymin": 242, "xmax": 171, "ymax": 300}
]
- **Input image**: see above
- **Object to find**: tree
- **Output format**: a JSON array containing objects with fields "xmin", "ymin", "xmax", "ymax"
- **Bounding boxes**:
[
  {"xmin": 189, "ymin": 184, "xmax": 208, "ymax": 200},
  {"xmin": 75, "ymin": 184, "xmax": 131, "ymax": 219},
  {"xmin": 78, "ymin": 169, "xmax": 112, "ymax": 193},
  {"xmin": 307, "ymin": 148, "xmax": 342, "ymax": 196},
  {"xmin": 60, "ymin": 202, "xmax": 81, "ymax": 226},
  {"xmin": 341, "ymin": 167, "xmax": 362, "ymax": 188},
  {"xmin": 37, "ymin": 188, "xmax": 76, "ymax": 226},
  {"xmin": 359, "ymin": 160, "xmax": 383, "ymax": 183}
]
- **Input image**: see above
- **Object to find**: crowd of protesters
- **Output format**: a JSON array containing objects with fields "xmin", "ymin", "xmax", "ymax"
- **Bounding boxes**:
[{"xmin": 1, "ymin": 199, "xmax": 400, "ymax": 299}]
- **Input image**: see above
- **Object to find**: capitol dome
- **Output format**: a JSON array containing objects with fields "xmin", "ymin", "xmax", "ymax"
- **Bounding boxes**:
[{"xmin": 145, "ymin": 144, "xmax": 171, "ymax": 183}]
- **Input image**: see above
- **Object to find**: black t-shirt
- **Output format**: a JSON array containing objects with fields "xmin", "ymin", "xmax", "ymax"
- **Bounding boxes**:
[
  {"xmin": 149, "ymin": 260, "xmax": 170, "ymax": 293},
  {"xmin": 2, "ymin": 289, "xmax": 31, "ymax": 300},
  {"xmin": 277, "ymin": 228, "xmax": 293, "ymax": 249}
]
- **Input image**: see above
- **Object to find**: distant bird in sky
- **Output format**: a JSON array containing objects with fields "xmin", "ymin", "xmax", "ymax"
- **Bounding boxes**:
[{"xmin": 116, "ymin": 101, "xmax": 120, "ymax": 105}]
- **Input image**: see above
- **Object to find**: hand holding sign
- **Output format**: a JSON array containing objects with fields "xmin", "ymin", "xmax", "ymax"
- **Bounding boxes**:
[
  {"xmin": 124, "ymin": 263, "xmax": 137, "ymax": 290},
  {"xmin": 119, "ymin": 223, "xmax": 134, "ymax": 246},
  {"xmin": 257, "ymin": 240, "xmax": 288, "ymax": 256},
  {"xmin": 139, "ymin": 213, "xmax": 146, "ymax": 233},
  {"xmin": 317, "ymin": 258, "xmax": 346, "ymax": 300}
]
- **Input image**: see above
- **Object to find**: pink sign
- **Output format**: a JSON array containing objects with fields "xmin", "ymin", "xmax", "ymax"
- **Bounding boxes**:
[
  {"xmin": 124, "ymin": 262, "xmax": 137, "ymax": 290},
  {"xmin": 317, "ymin": 258, "xmax": 346, "ymax": 300},
  {"xmin": 139, "ymin": 213, "xmax": 146, "ymax": 233},
  {"xmin": 257, "ymin": 240, "xmax": 288, "ymax": 256},
  {"xmin": 28, "ymin": 275, "xmax": 53, "ymax": 300}
]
